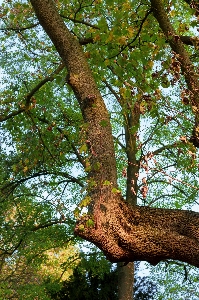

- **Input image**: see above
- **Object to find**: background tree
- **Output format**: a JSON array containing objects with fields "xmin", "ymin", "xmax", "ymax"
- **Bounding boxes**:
[
  {"xmin": 0, "ymin": 0, "xmax": 199, "ymax": 299},
  {"xmin": 50, "ymin": 256, "xmax": 156, "ymax": 300}
]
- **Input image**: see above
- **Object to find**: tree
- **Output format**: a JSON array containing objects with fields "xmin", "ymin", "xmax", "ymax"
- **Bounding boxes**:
[
  {"xmin": 0, "ymin": 234, "xmax": 79, "ymax": 299},
  {"xmin": 50, "ymin": 251, "xmax": 119, "ymax": 300},
  {"xmin": 0, "ymin": 0, "xmax": 199, "ymax": 299},
  {"xmin": 48, "ymin": 254, "xmax": 156, "ymax": 300}
]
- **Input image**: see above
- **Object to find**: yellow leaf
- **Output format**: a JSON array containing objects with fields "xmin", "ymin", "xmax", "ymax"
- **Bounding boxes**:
[
  {"xmin": 148, "ymin": 61, "xmax": 154, "ymax": 68},
  {"xmin": 170, "ymin": 10, "xmax": 175, "ymax": 17},
  {"xmin": 127, "ymin": 27, "xmax": 134, "ymax": 38},
  {"xmin": 84, "ymin": 52, "xmax": 90, "ymax": 58},
  {"xmin": 192, "ymin": 106, "xmax": 198, "ymax": 113},
  {"xmin": 23, "ymin": 166, "xmax": 28, "ymax": 173},
  {"xmin": 123, "ymin": 2, "xmax": 131, "ymax": 10},
  {"xmin": 79, "ymin": 224, "xmax": 85, "ymax": 231},
  {"xmin": 74, "ymin": 207, "xmax": 80, "ymax": 218},
  {"xmin": 94, "ymin": 34, "xmax": 101, "ymax": 41},
  {"xmin": 79, "ymin": 143, "xmax": 87, "ymax": 154},
  {"xmin": 119, "ymin": 87, "xmax": 126, "ymax": 97},
  {"xmin": 140, "ymin": 103, "xmax": 146, "ymax": 115},
  {"xmin": 79, "ymin": 196, "xmax": 91, "ymax": 208},
  {"xmin": 106, "ymin": 31, "xmax": 113, "ymax": 43},
  {"xmin": 118, "ymin": 36, "xmax": 127, "ymax": 45},
  {"xmin": 12, "ymin": 165, "xmax": 17, "ymax": 172}
]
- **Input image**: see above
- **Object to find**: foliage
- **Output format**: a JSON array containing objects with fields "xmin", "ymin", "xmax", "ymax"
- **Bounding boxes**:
[
  {"xmin": 48, "ymin": 253, "xmax": 156, "ymax": 300},
  {"xmin": 149, "ymin": 261, "xmax": 199, "ymax": 299},
  {"xmin": 49, "ymin": 251, "xmax": 118, "ymax": 300},
  {"xmin": 0, "ymin": 245, "xmax": 79, "ymax": 300}
]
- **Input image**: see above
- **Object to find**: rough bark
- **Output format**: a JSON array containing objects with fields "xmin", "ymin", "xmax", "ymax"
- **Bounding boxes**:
[
  {"xmin": 30, "ymin": 0, "xmax": 199, "ymax": 269},
  {"xmin": 150, "ymin": 0, "xmax": 199, "ymax": 147},
  {"xmin": 77, "ymin": 201, "xmax": 199, "ymax": 267}
]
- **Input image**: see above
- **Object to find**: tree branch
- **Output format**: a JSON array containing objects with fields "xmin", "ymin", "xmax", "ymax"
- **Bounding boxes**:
[
  {"xmin": 1, "ymin": 170, "xmax": 84, "ymax": 200},
  {"xmin": 183, "ymin": 0, "xmax": 199, "ymax": 17},
  {"xmin": 30, "ymin": 0, "xmax": 199, "ymax": 269},
  {"xmin": 0, "ymin": 108, "xmax": 25, "ymax": 122},
  {"xmin": 0, "ymin": 22, "xmax": 39, "ymax": 32},
  {"xmin": 25, "ymin": 62, "xmax": 65, "ymax": 107},
  {"xmin": 180, "ymin": 35, "xmax": 199, "ymax": 46},
  {"xmin": 60, "ymin": 14, "xmax": 99, "ymax": 29},
  {"xmin": 150, "ymin": 0, "xmax": 199, "ymax": 147},
  {"xmin": 102, "ymin": 78, "xmax": 121, "ymax": 103},
  {"xmin": 79, "ymin": 37, "xmax": 94, "ymax": 45},
  {"xmin": 0, "ymin": 63, "xmax": 65, "ymax": 122},
  {"xmin": 75, "ymin": 198, "xmax": 199, "ymax": 267},
  {"xmin": 109, "ymin": 9, "xmax": 152, "ymax": 59},
  {"xmin": 151, "ymin": 143, "xmax": 178, "ymax": 156},
  {"xmin": 32, "ymin": 219, "xmax": 74, "ymax": 231},
  {"xmin": 37, "ymin": 116, "xmax": 86, "ymax": 168}
]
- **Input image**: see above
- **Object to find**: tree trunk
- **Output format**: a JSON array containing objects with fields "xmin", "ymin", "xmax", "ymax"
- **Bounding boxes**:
[
  {"xmin": 118, "ymin": 262, "xmax": 134, "ymax": 300},
  {"xmin": 117, "ymin": 94, "xmax": 141, "ymax": 300},
  {"xmin": 30, "ymin": 0, "xmax": 199, "ymax": 275}
]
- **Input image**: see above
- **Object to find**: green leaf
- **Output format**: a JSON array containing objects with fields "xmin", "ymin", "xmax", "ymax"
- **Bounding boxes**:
[
  {"xmin": 74, "ymin": 207, "xmax": 80, "ymax": 218},
  {"xmin": 103, "ymin": 180, "xmax": 111, "ymax": 186},
  {"xmin": 79, "ymin": 196, "xmax": 91, "ymax": 208},
  {"xmin": 78, "ymin": 224, "xmax": 85, "ymax": 231},
  {"xmin": 79, "ymin": 144, "xmax": 87, "ymax": 154},
  {"xmin": 111, "ymin": 188, "xmax": 121, "ymax": 194},
  {"xmin": 93, "ymin": 162, "xmax": 101, "ymax": 170},
  {"xmin": 86, "ymin": 219, "xmax": 94, "ymax": 227},
  {"xmin": 99, "ymin": 119, "xmax": 108, "ymax": 127}
]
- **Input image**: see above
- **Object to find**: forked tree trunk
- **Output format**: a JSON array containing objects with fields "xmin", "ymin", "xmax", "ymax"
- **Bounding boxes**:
[{"xmin": 31, "ymin": 0, "xmax": 199, "ymax": 288}]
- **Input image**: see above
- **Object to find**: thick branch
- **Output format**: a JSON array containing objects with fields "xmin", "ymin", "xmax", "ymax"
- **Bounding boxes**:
[
  {"xmin": 79, "ymin": 37, "xmax": 94, "ymax": 45},
  {"xmin": 150, "ymin": 0, "xmax": 199, "ymax": 147},
  {"xmin": 124, "ymin": 105, "xmax": 140, "ymax": 205},
  {"xmin": 166, "ymin": 35, "xmax": 199, "ymax": 46},
  {"xmin": 75, "ymin": 197, "xmax": 199, "ymax": 267},
  {"xmin": 150, "ymin": 0, "xmax": 198, "ymax": 96},
  {"xmin": 180, "ymin": 35, "xmax": 199, "ymax": 46}
]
